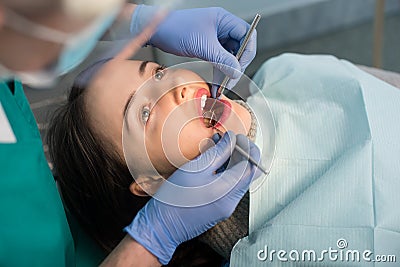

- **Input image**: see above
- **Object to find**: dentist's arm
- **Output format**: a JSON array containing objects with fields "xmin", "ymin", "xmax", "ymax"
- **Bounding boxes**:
[
  {"xmin": 100, "ymin": 236, "xmax": 160, "ymax": 267},
  {"xmin": 101, "ymin": 132, "xmax": 261, "ymax": 266}
]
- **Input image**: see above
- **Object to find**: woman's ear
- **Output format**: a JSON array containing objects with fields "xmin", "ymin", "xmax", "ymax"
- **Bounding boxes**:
[
  {"xmin": 129, "ymin": 176, "xmax": 165, "ymax": 196},
  {"xmin": 129, "ymin": 182, "xmax": 149, "ymax": 197}
]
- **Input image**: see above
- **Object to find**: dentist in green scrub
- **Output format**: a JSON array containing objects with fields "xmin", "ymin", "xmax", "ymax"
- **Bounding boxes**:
[{"xmin": 0, "ymin": 0, "xmax": 260, "ymax": 266}]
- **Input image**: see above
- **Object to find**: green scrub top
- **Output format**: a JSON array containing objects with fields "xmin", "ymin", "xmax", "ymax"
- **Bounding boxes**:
[{"xmin": 0, "ymin": 80, "xmax": 105, "ymax": 266}]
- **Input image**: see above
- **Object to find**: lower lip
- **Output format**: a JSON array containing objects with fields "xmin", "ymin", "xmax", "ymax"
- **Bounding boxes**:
[{"xmin": 213, "ymin": 99, "xmax": 231, "ymax": 128}]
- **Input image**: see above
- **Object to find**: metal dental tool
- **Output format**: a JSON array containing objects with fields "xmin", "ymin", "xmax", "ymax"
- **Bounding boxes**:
[
  {"xmin": 214, "ymin": 128, "xmax": 268, "ymax": 175},
  {"xmin": 203, "ymin": 13, "xmax": 261, "ymax": 128},
  {"xmin": 201, "ymin": 14, "xmax": 267, "ymax": 175}
]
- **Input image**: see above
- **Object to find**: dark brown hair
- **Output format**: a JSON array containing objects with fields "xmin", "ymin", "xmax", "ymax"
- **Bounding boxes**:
[{"xmin": 47, "ymin": 61, "xmax": 222, "ymax": 266}]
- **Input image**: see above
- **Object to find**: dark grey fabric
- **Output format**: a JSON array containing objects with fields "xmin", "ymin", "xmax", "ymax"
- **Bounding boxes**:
[{"xmin": 198, "ymin": 193, "xmax": 249, "ymax": 260}]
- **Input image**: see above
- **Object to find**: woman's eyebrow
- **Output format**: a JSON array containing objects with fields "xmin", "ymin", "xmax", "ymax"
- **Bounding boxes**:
[
  {"xmin": 124, "ymin": 91, "xmax": 136, "ymax": 119},
  {"xmin": 123, "ymin": 90, "xmax": 137, "ymax": 130},
  {"xmin": 139, "ymin": 61, "xmax": 149, "ymax": 77},
  {"xmin": 124, "ymin": 61, "xmax": 149, "ymax": 120}
]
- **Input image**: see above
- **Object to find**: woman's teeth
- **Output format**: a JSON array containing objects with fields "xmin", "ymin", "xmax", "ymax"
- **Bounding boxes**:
[{"xmin": 200, "ymin": 94, "xmax": 207, "ymax": 111}]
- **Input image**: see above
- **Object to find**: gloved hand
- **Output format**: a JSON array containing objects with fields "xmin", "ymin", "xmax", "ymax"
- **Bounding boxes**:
[
  {"xmin": 124, "ymin": 131, "xmax": 261, "ymax": 265},
  {"xmin": 130, "ymin": 5, "xmax": 257, "ymax": 98}
]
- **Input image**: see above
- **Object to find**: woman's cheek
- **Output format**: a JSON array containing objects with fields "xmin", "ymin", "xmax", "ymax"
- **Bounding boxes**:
[{"xmin": 180, "ymin": 124, "xmax": 212, "ymax": 161}]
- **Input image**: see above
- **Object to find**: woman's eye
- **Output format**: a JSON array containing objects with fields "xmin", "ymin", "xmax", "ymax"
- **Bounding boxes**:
[
  {"xmin": 154, "ymin": 66, "xmax": 165, "ymax": 81},
  {"xmin": 141, "ymin": 106, "xmax": 151, "ymax": 125}
]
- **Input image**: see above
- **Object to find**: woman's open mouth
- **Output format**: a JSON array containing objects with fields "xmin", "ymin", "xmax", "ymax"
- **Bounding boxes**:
[{"xmin": 195, "ymin": 88, "xmax": 232, "ymax": 128}]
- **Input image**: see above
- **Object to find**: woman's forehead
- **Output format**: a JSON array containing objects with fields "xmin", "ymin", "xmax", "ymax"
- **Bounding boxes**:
[
  {"xmin": 84, "ymin": 60, "xmax": 146, "ymax": 125},
  {"xmin": 89, "ymin": 59, "xmax": 145, "ymax": 92}
]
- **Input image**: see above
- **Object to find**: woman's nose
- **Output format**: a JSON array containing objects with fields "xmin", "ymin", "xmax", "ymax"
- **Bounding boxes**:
[{"xmin": 175, "ymin": 86, "xmax": 188, "ymax": 105}]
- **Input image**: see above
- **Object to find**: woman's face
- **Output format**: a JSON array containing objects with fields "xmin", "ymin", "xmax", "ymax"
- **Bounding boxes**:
[{"xmin": 85, "ymin": 59, "xmax": 251, "ymax": 186}]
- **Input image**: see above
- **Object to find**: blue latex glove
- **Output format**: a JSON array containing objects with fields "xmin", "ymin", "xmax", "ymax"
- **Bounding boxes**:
[
  {"xmin": 124, "ymin": 131, "xmax": 261, "ymax": 265},
  {"xmin": 130, "ymin": 5, "xmax": 257, "ymax": 98}
]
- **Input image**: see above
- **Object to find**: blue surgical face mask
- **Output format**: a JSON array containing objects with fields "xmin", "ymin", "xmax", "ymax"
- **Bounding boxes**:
[{"xmin": 0, "ymin": 8, "xmax": 120, "ymax": 88}]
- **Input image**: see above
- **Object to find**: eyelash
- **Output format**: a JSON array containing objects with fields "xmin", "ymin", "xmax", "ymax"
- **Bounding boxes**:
[{"xmin": 154, "ymin": 65, "xmax": 166, "ymax": 81}]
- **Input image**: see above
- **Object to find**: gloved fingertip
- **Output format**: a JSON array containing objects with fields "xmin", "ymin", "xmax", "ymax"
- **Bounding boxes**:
[
  {"xmin": 211, "ymin": 84, "xmax": 219, "ymax": 98},
  {"xmin": 251, "ymin": 165, "xmax": 264, "ymax": 182},
  {"xmin": 213, "ymin": 51, "xmax": 242, "ymax": 80},
  {"xmin": 216, "ymin": 130, "xmax": 236, "ymax": 154},
  {"xmin": 221, "ymin": 130, "xmax": 234, "ymax": 142},
  {"xmin": 212, "ymin": 133, "xmax": 222, "ymax": 144}
]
